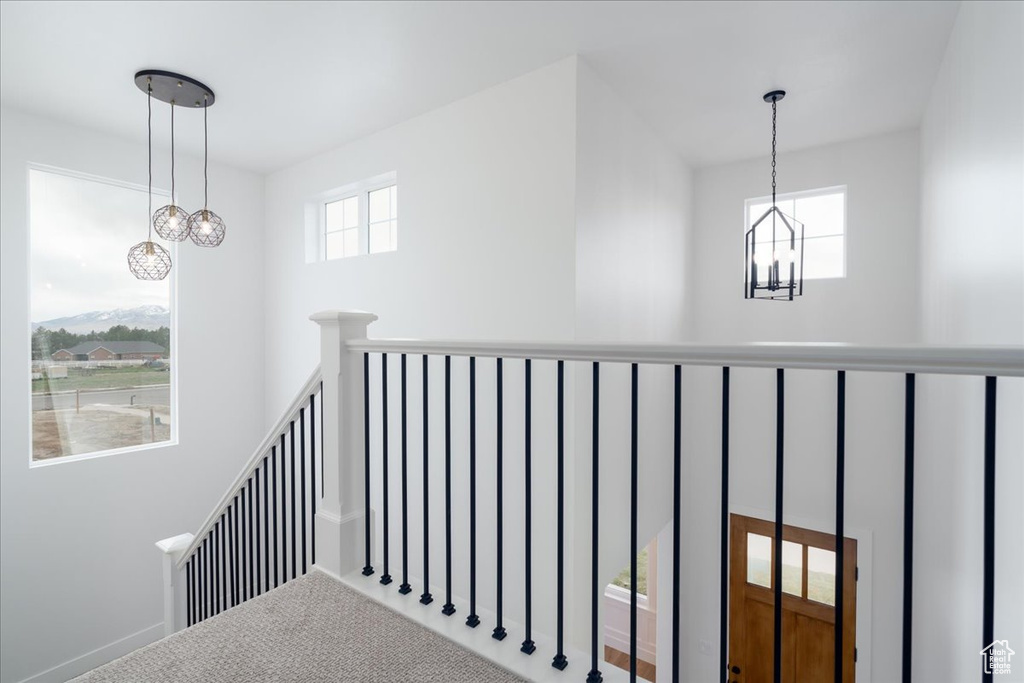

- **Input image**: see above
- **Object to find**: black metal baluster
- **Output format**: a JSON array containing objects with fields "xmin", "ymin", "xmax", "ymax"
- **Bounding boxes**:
[
  {"xmin": 835, "ymin": 371, "xmax": 846, "ymax": 683},
  {"xmin": 630, "ymin": 363, "xmax": 639, "ymax": 683},
  {"xmin": 902, "ymin": 374, "xmax": 914, "ymax": 683},
  {"xmin": 301, "ymin": 407, "xmax": 307, "ymax": 576},
  {"xmin": 720, "ymin": 367, "xmax": 731, "ymax": 683},
  {"xmin": 202, "ymin": 538, "xmax": 208, "ymax": 621},
  {"xmin": 255, "ymin": 469, "xmax": 262, "ymax": 596},
  {"xmin": 363, "ymin": 353, "xmax": 374, "ymax": 577},
  {"xmin": 186, "ymin": 557, "xmax": 193, "ymax": 627},
  {"xmin": 280, "ymin": 433, "xmax": 288, "ymax": 583},
  {"xmin": 213, "ymin": 522, "xmax": 220, "ymax": 614},
  {"xmin": 466, "ymin": 356, "xmax": 480, "ymax": 626},
  {"xmin": 320, "ymin": 382, "xmax": 324, "ymax": 499},
  {"xmin": 232, "ymin": 496, "xmax": 239, "ymax": 606},
  {"xmin": 673, "ymin": 364, "xmax": 682, "ymax": 683},
  {"xmin": 774, "ymin": 368, "xmax": 785, "ymax": 683},
  {"xmin": 310, "ymin": 393, "xmax": 317, "ymax": 566},
  {"xmin": 248, "ymin": 478, "xmax": 254, "ymax": 600},
  {"xmin": 382, "ymin": 354, "xmax": 393, "ymax": 585},
  {"xmin": 290, "ymin": 422, "xmax": 296, "ymax": 582},
  {"xmin": 220, "ymin": 515, "xmax": 227, "ymax": 612},
  {"xmin": 553, "ymin": 360, "xmax": 568, "ymax": 670},
  {"xmin": 400, "ymin": 355, "xmax": 412, "ymax": 595},
  {"xmin": 522, "ymin": 358, "xmax": 535, "ymax": 654},
  {"xmin": 420, "ymin": 354, "xmax": 433, "ymax": 605},
  {"xmin": 493, "ymin": 357, "xmax": 507, "ymax": 641},
  {"xmin": 587, "ymin": 362, "xmax": 602, "ymax": 683},
  {"xmin": 442, "ymin": 355, "xmax": 456, "ymax": 615},
  {"xmin": 263, "ymin": 456, "xmax": 270, "ymax": 594},
  {"xmin": 272, "ymin": 445, "xmax": 279, "ymax": 588},
  {"xmin": 983, "ymin": 376, "xmax": 997, "ymax": 683}
]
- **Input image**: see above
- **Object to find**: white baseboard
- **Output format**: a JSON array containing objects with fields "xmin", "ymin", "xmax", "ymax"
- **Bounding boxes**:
[{"xmin": 17, "ymin": 623, "xmax": 163, "ymax": 683}]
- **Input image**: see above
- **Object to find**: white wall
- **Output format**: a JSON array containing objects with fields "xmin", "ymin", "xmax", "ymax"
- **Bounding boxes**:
[
  {"xmin": 570, "ymin": 58, "xmax": 693, "ymax": 663},
  {"xmin": 681, "ymin": 130, "xmax": 922, "ymax": 682},
  {"xmin": 917, "ymin": 2, "xmax": 1024, "ymax": 681},
  {"xmin": 264, "ymin": 58, "xmax": 579, "ymax": 646},
  {"xmin": 0, "ymin": 108, "xmax": 266, "ymax": 683}
]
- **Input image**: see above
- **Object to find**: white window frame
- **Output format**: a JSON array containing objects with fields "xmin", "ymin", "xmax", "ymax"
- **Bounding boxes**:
[
  {"xmin": 744, "ymin": 184, "xmax": 847, "ymax": 280},
  {"xmin": 27, "ymin": 163, "xmax": 179, "ymax": 468},
  {"xmin": 317, "ymin": 172, "xmax": 397, "ymax": 261}
]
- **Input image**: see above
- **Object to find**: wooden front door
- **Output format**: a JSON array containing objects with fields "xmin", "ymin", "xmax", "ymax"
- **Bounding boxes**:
[{"xmin": 728, "ymin": 514, "xmax": 856, "ymax": 683}]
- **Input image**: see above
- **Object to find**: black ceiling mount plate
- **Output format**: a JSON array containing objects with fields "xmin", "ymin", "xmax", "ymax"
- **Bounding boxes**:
[
  {"xmin": 763, "ymin": 90, "xmax": 786, "ymax": 103},
  {"xmin": 135, "ymin": 69, "xmax": 215, "ymax": 108}
]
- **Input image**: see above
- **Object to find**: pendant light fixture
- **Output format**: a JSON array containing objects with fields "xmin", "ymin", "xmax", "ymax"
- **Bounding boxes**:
[
  {"xmin": 153, "ymin": 100, "xmax": 190, "ymax": 241},
  {"xmin": 745, "ymin": 90, "xmax": 804, "ymax": 301},
  {"xmin": 187, "ymin": 93, "xmax": 227, "ymax": 247},
  {"xmin": 128, "ymin": 79, "xmax": 172, "ymax": 281}
]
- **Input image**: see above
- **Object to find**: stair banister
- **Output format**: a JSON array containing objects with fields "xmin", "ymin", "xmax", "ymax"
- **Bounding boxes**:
[{"xmin": 310, "ymin": 310, "xmax": 378, "ymax": 580}]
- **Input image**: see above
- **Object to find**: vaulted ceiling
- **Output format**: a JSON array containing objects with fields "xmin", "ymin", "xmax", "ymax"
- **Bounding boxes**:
[{"xmin": 0, "ymin": 1, "xmax": 959, "ymax": 173}]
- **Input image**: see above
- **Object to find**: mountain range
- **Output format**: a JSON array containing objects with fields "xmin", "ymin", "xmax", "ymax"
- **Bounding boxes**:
[{"xmin": 32, "ymin": 305, "xmax": 170, "ymax": 333}]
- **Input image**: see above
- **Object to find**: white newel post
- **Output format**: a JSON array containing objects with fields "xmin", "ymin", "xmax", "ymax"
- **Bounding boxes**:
[
  {"xmin": 311, "ymin": 310, "xmax": 378, "ymax": 580},
  {"xmin": 155, "ymin": 532, "xmax": 194, "ymax": 636}
]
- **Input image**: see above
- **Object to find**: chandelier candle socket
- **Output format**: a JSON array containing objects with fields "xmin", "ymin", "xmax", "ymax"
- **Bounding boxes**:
[{"xmin": 745, "ymin": 90, "xmax": 805, "ymax": 301}]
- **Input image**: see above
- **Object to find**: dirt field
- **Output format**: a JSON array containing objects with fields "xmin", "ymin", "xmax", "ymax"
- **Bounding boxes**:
[{"xmin": 33, "ymin": 404, "xmax": 172, "ymax": 460}]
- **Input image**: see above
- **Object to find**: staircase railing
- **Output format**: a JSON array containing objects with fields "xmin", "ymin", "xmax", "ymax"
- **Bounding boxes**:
[
  {"xmin": 157, "ymin": 310, "xmax": 1022, "ymax": 683},
  {"xmin": 157, "ymin": 366, "xmax": 323, "ymax": 632}
]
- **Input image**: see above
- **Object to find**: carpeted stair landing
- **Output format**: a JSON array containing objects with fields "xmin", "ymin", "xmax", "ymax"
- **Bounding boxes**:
[{"xmin": 72, "ymin": 570, "xmax": 526, "ymax": 683}]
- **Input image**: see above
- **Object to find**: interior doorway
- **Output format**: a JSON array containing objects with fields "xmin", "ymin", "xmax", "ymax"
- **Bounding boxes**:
[{"xmin": 728, "ymin": 514, "xmax": 857, "ymax": 683}]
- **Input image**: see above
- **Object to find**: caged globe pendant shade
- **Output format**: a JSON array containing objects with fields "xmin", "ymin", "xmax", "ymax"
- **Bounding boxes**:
[
  {"xmin": 745, "ymin": 90, "xmax": 804, "ymax": 301},
  {"xmin": 129, "ymin": 78, "xmax": 172, "ymax": 281},
  {"xmin": 188, "ymin": 93, "xmax": 226, "ymax": 247}
]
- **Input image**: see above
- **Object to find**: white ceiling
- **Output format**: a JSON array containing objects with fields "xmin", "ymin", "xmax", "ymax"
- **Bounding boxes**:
[{"xmin": 0, "ymin": 1, "xmax": 959, "ymax": 173}]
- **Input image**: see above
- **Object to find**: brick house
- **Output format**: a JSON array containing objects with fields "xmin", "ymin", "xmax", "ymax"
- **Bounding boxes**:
[{"xmin": 51, "ymin": 341, "xmax": 166, "ymax": 361}]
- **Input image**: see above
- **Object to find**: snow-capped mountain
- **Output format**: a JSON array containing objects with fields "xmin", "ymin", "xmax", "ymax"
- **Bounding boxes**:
[{"xmin": 32, "ymin": 305, "xmax": 170, "ymax": 333}]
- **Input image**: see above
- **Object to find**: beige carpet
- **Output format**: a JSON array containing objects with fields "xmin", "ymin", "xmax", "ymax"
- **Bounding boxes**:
[{"xmin": 72, "ymin": 571, "xmax": 526, "ymax": 683}]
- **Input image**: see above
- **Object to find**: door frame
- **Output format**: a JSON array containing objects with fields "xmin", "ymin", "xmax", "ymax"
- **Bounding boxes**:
[{"xmin": 728, "ymin": 504, "xmax": 874, "ymax": 682}]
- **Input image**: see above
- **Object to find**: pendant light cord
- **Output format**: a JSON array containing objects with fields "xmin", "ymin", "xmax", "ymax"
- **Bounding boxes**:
[
  {"xmin": 203, "ymin": 94, "xmax": 209, "ymax": 209},
  {"xmin": 147, "ymin": 82, "xmax": 153, "ymax": 242},
  {"xmin": 170, "ymin": 101, "xmax": 176, "ymax": 205}
]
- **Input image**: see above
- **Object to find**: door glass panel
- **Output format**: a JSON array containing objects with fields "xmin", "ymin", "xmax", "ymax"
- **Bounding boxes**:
[
  {"xmin": 782, "ymin": 540, "xmax": 803, "ymax": 597},
  {"xmin": 807, "ymin": 546, "xmax": 837, "ymax": 605},
  {"xmin": 747, "ymin": 533, "xmax": 772, "ymax": 588}
]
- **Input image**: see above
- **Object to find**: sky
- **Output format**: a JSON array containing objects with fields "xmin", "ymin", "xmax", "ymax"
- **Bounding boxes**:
[{"xmin": 30, "ymin": 168, "xmax": 172, "ymax": 322}]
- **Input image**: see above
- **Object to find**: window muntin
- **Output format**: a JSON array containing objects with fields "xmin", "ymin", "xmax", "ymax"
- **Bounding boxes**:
[
  {"xmin": 30, "ymin": 167, "xmax": 175, "ymax": 464},
  {"xmin": 319, "ymin": 175, "xmax": 397, "ymax": 261},
  {"xmin": 746, "ymin": 186, "xmax": 846, "ymax": 280},
  {"xmin": 325, "ymin": 195, "xmax": 359, "ymax": 260},
  {"xmin": 368, "ymin": 185, "xmax": 397, "ymax": 254}
]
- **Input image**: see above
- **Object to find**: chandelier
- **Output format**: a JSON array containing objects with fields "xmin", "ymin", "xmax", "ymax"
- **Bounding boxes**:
[
  {"xmin": 128, "ymin": 70, "xmax": 225, "ymax": 280},
  {"xmin": 745, "ymin": 90, "xmax": 804, "ymax": 301}
]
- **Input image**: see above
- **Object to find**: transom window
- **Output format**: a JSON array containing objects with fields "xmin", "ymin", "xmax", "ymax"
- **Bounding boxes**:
[
  {"xmin": 746, "ymin": 186, "xmax": 846, "ymax": 280},
  {"xmin": 319, "ymin": 174, "xmax": 397, "ymax": 261}
]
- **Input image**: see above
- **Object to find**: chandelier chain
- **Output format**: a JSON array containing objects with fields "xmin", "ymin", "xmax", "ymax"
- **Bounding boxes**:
[{"xmin": 771, "ymin": 98, "xmax": 777, "ymax": 207}]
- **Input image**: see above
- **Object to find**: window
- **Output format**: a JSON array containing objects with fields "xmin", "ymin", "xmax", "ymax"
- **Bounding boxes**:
[
  {"xmin": 746, "ymin": 186, "xmax": 846, "ymax": 279},
  {"xmin": 30, "ymin": 167, "xmax": 175, "ymax": 464},
  {"xmin": 317, "ymin": 173, "xmax": 397, "ymax": 261}
]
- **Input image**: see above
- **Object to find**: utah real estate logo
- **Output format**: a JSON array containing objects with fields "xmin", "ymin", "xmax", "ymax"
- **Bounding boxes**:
[{"xmin": 981, "ymin": 640, "xmax": 1015, "ymax": 676}]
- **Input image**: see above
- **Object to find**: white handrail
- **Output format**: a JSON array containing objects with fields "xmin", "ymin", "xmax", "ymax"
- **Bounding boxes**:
[
  {"xmin": 177, "ymin": 366, "xmax": 323, "ymax": 568},
  {"xmin": 346, "ymin": 339, "xmax": 1024, "ymax": 377}
]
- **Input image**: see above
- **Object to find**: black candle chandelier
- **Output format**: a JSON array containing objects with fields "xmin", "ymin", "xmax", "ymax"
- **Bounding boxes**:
[
  {"xmin": 745, "ymin": 90, "xmax": 804, "ymax": 301},
  {"xmin": 128, "ymin": 70, "xmax": 225, "ymax": 280}
]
